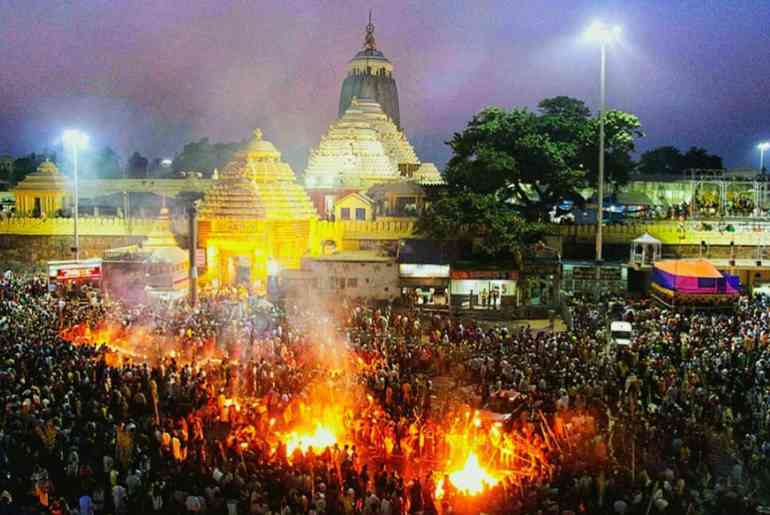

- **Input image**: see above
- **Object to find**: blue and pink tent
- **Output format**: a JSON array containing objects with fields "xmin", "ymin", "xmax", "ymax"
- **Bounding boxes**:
[{"xmin": 651, "ymin": 259, "xmax": 740, "ymax": 305}]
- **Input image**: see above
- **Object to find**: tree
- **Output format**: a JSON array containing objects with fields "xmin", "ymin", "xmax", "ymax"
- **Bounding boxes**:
[
  {"xmin": 127, "ymin": 152, "xmax": 149, "ymax": 178},
  {"xmin": 415, "ymin": 192, "xmax": 544, "ymax": 257},
  {"xmin": 638, "ymin": 146, "xmax": 683, "ymax": 175},
  {"xmin": 638, "ymin": 145, "xmax": 723, "ymax": 176},
  {"xmin": 579, "ymin": 110, "xmax": 643, "ymax": 187},
  {"xmin": 11, "ymin": 153, "xmax": 50, "ymax": 185},
  {"xmin": 418, "ymin": 97, "xmax": 642, "ymax": 256},
  {"xmin": 172, "ymin": 138, "xmax": 243, "ymax": 177},
  {"xmin": 443, "ymin": 107, "xmax": 584, "ymax": 218},
  {"xmin": 91, "ymin": 147, "xmax": 122, "ymax": 178},
  {"xmin": 681, "ymin": 146, "xmax": 722, "ymax": 171},
  {"xmin": 442, "ymin": 98, "xmax": 643, "ymax": 220}
]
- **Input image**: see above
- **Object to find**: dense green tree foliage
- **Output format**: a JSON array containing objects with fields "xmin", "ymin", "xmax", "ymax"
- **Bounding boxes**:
[{"xmin": 417, "ymin": 97, "xmax": 642, "ymax": 255}]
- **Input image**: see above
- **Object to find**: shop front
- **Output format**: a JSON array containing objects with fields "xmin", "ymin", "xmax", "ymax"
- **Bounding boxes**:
[
  {"xmin": 562, "ymin": 261, "xmax": 627, "ymax": 296},
  {"xmin": 449, "ymin": 270, "xmax": 518, "ymax": 310},
  {"xmin": 520, "ymin": 255, "xmax": 561, "ymax": 307},
  {"xmin": 397, "ymin": 239, "xmax": 458, "ymax": 308},
  {"xmin": 47, "ymin": 259, "xmax": 103, "ymax": 299},
  {"xmin": 399, "ymin": 264, "xmax": 451, "ymax": 307}
]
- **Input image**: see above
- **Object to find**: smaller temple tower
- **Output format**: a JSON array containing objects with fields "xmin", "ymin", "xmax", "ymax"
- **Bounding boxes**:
[
  {"xmin": 197, "ymin": 129, "xmax": 317, "ymax": 289},
  {"xmin": 338, "ymin": 11, "xmax": 400, "ymax": 128}
]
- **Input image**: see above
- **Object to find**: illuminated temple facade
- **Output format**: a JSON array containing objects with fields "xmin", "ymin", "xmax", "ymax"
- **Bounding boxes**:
[
  {"xmin": 197, "ymin": 130, "xmax": 318, "ymax": 288},
  {"xmin": 303, "ymin": 14, "xmax": 444, "ymax": 216},
  {"xmin": 13, "ymin": 160, "xmax": 71, "ymax": 216},
  {"xmin": 1, "ymin": 17, "xmax": 443, "ymax": 292}
]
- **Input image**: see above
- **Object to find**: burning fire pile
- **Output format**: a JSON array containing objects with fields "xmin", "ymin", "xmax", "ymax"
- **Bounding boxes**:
[
  {"xmin": 58, "ymin": 310, "xmax": 600, "ymax": 510},
  {"xmin": 224, "ymin": 380, "xmax": 357, "ymax": 464},
  {"xmin": 60, "ymin": 321, "xmax": 222, "ymax": 367},
  {"xmin": 431, "ymin": 410, "xmax": 555, "ymax": 500},
  {"xmin": 60, "ymin": 322, "xmax": 151, "ymax": 366}
]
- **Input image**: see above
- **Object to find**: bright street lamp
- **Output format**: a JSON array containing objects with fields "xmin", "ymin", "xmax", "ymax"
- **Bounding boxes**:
[
  {"xmin": 758, "ymin": 141, "xmax": 770, "ymax": 173},
  {"xmin": 584, "ymin": 21, "xmax": 621, "ymax": 265},
  {"xmin": 62, "ymin": 129, "xmax": 88, "ymax": 261}
]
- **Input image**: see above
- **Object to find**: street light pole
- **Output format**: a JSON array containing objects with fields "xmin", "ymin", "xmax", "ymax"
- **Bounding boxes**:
[
  {"xmin": 63, "ymin": 130, "xmax": 88, "ymax": 261},
  {"xmin": 72, "ymin": 141, "xmax": 80, "ymax": 261},
  {"xmin": 596, "ymin": 41, "xmax": 607, "ymax": 263},
  {"xmin": 188, "ymin": 204, "xmax": 198, "ymax": 306},
  {"xmin": 584, "ymin": 21, "xmax": 620, "ymax": 298},
  {"xmin": 759, "ymin": 142, "xmax": 770, "ymax": 173}
]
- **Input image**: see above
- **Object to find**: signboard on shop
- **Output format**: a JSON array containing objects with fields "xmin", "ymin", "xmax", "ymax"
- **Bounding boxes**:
[
  {"xmin": 399, "ymin": 264, "xmax": 450, "ymax": 278},
  {"xmin": 450, "ymin": 270, "xmax": 519, "ymax": 280},
  {"xmin": 48, "ymin": 261, "xmax": 102, "ymax": 282},
  {"xmin": 572, "ymin": 266, "xmax": 622, "ymax": 280}
]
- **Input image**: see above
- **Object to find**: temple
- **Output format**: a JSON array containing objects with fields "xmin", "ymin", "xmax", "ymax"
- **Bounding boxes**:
[
  {"xmin": 305, "ymin": 95, "xmax": 443, "ymax": 216},
  {"xmin": 12, "ymin": 160, "xmax": 71, "ymax": 216},
  {"xmin": 338, "ymin": 12, "xmax": 400, "ymax": 128},
  {"xmin": 198, "ymin": 129, "xmax": 317, "ymax": 288}
]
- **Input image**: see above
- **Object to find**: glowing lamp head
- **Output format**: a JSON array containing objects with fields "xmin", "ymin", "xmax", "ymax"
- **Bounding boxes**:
[
  {"xmin": 267, "ymin": 258, "xmax": 280, "ymax": 277},
  {"xmin": 758, "ymin": 142, "xmax": 770, "ymax": 151},
  {"xmin": 585, "ymin": 21, "xmax": 622, "ymax": 45},
  {"xmin": 62, "ymin": 129, "xmax": 89, "ymax": 148}
]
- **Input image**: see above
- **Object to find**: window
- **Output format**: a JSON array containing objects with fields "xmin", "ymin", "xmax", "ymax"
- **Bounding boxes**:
[
  {"xmin": 339, "ymin": 278, "xmax": 347, "ymax": 289},
  {"xmin": 355, "ymin": 208, "xmax": 366, "ymax": 220},
  {"xmin": 340, "ymin": 208, "xmax": 351, "ymax": 220},
  {"xmin": 347, "ymin": 278, "xmax": 358, "ymax": 288}
]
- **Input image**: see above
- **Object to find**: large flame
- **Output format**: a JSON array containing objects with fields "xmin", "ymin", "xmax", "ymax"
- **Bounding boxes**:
[
  {"xmin": 284, "ymin": 424, "xmax": 337, "ymax": 455},
  {"xmin": 436, "ymin": 452, "xmax": 501, "ymax": 499}
]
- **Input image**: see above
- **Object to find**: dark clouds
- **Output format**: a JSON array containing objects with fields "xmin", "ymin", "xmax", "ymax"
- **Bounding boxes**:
[{"xmin": 1, "ymin": 0, "xmax": 769, "ymax": 171}]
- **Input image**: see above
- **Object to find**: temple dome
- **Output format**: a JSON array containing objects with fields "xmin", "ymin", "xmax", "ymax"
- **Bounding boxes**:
[
  {"xmin": 12, "ymin": 159, "xmax": 71, "ymax": 193},
  {"xmin": 37, "ymin": 160, "xmax": 59, "ymax": 174},
  {"xmin": 413, "ymin": 163, "xmax": 445, "ymax": 185},
  {"xmin": 305, "ymin": 98, "xmax": 418, "ymax": 190},
  {"xmin": 199, "ymin": 129, "xmax": 316, "ymax": 220}
]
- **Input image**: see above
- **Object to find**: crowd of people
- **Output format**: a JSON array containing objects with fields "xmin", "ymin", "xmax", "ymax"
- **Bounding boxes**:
[{"xmin": 1, "ymin": 273, "xmax": 770, "ymax": 514}]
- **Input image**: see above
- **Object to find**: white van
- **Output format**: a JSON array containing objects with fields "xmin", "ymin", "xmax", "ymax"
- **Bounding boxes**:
[{"xmin": 610, "ymin": 321, "xmax": 633, "ymax": 347}]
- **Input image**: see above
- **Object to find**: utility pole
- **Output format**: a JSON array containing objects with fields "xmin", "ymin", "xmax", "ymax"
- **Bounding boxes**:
[{"xmin": 188, "ymin": 205, "xmax": 198, "ymax": 306}]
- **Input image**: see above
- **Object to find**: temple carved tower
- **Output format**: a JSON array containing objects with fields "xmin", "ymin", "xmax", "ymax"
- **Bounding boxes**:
[{"xmin": 338, "ymin": 12, "xmax": 400, "ymax": 128}]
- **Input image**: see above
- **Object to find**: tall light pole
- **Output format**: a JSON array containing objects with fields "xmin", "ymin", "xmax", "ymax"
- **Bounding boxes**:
[
  {"xmin": 585, "ymin": 21, "xmax": 621, "ymax": 264},
  {"xmin": 62, "ymin": 129, "xmax": 89, "ymax": 261},
  {"xmin": 758, "ymin": 141, "xmax": 770, "ymax": 173}
]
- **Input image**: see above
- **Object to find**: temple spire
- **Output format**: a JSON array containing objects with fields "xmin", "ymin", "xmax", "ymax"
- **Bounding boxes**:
[{"xmin": 364, "ymin": 9, "xmax": 376, "ymax": 50}]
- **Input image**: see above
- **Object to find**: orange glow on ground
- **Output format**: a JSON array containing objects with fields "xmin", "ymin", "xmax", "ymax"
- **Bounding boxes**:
[
  {"xmin": 436, "ymin": 452, "xmax": 501, "ymax": 499},
  {"xmin": 284, "ymin": 424, "xmax": 337, "ymax": 455}
]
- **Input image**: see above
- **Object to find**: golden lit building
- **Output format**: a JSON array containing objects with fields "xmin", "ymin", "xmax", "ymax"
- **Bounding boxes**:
[
  {"xmin": 305, "ymin": 98, "xmax": 404, "ymax": 215},
  {"xmin": 198, "ymin": 129, "xmax": 317, "ymax": 289},
  {"xmin": 12, "ymin": 160, "xmax": 71, "ymax": 216}
]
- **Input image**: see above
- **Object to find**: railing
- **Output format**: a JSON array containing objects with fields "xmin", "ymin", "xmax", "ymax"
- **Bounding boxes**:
[
  {"xmin": 559, "ymin": 220, "xmax": 770, "ymax": 246},
  {"xmin": 0, "ymin": 216, "xmax": 158, "ymax": 236}
]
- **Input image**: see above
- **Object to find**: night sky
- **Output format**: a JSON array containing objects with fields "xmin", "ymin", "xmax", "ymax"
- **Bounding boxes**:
[{"xmin": 1, "ymin": 0, "xmax": 769, "ymax": 171}]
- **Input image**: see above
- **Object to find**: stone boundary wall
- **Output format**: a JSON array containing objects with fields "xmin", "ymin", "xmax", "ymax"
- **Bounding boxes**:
[{"xmin": 0, "ymin": 234, "xmax": 146, "ymax": 265}]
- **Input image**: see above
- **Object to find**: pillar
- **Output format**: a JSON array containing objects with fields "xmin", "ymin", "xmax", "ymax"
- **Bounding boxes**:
[{"xmin": 187, "ymin": 206, "xmax": 198, "ymax": 306}]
